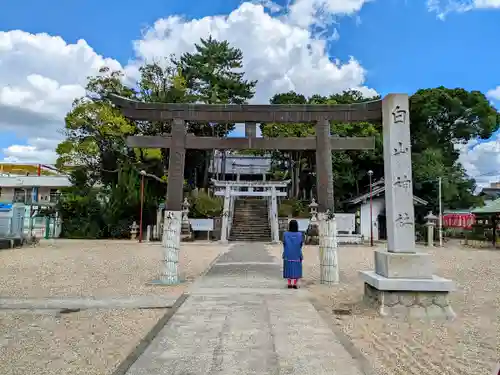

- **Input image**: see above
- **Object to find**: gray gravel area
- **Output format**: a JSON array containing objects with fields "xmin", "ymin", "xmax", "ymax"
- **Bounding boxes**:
[
  {"xmin": 266, "ymin": 243, "xmax": 499, "ymax": 375},
  {"xmin": 0, "ymin": 240, "xmax": 228, "ymax": 375}
]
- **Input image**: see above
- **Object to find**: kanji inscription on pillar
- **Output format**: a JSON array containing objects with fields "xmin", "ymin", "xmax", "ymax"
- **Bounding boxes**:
[{"xmin": 382, "ymin": 94, "xmax": 416, "ymax": 253}]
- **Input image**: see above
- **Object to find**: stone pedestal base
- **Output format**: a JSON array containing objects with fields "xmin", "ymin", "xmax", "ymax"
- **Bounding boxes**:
[
  {"xmin": 363, "ymin": 283, "xmax": 455, "ymax": 320},
  {"xmin": 374, "ymin": 250, "xmax": 433, "ymax": 279},
  {"xmin": 360, "ymin": 271, "xmax": 456, "ymax": 320}
]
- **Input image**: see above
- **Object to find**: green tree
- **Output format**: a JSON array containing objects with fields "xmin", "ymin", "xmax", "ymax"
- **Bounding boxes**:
[
  {"xmin": 260, "ymin": 90, "xmax": 381, "ymax": 202},
  {"xmin": 409, "ymin": 87, "xmax": 498, "ymax": 211},
  {"xmin": 177, "ymin": 36, "xmax": 256, "ymax": 105},
  {"xmin": 56, "ymin": 67, "xmax": 137, "ymax": 186},
  {"xmin": 176, "ymin": 36, "xmax": 257, "ymax": 187},
  {"xmin": 260, "ymin": 88, "xmax": 497, "ymax": 213},
  {"xmin": 134, "ymin": 60, "xmax": 194, "ymax": 183},
  {"xmin": 57, "ymin": 167, "xmax": 104, "ymax": 238},
  {"xmin": 410, "ymin": 87, "xmax": 499, "ymax": 163},
  {"xmin": 102, "ymin": 167, "xmax": 158, "ymax": 238}
]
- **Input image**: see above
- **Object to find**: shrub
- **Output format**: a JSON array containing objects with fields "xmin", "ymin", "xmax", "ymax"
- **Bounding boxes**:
[
  {"xmin": 278, "ymin": 198, "xmax": 309, "ymax": 218},
  {"xmin": 190, "ymin": 192, "xmax": 223, "ymax": 218},
  {"xmin": 278, "ymin": 203, "xmax": 293, "ymax": 217}
]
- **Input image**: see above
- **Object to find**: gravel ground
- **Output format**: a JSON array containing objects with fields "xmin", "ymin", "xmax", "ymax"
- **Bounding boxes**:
[
  {"xmin": 0, "ymin": 240, "xmax": 227, "ymax": 375},
  {"xmin": 0, "ymin": 308, "xmax": 166, "ymax": 375},
  {"xmin": 0, "ymin": 239, "xmax": 226, "ymax": 298},
  {"xmin": 267, "ymin": 243, "xmax": 499, "ymax": 375}
]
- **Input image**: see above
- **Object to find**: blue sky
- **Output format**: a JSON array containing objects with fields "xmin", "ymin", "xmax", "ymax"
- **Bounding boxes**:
[
  {"xmin": 1, "ymin": 0, "xmax": 498, "ymax": 95},
  {"xmin": 0, "ymin": 0, "xmax": 499, "ymax": 182}
]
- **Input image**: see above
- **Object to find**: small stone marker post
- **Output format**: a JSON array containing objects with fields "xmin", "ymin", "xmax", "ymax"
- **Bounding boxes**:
[
  {"xmin": 146, "ymin": 225, "xmax": 151, "ymax": 243},
  {"xmin": 220, "ymin": 186, "xmax": 231, "ymax": 244},
  {"xmin": 424, "ymin": 211, "xmax": 438, "ymax": 247},
  {"xmin": 155, "ymin": 207, "xmax": 162, "ymax": 239},
  {"xmin": 181, "ymin": 198, "xmax": 192, "ymax": 240}
]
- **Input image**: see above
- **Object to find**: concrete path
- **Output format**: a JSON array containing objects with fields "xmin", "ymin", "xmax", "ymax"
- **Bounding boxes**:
[{"xmin": 125, "ymin": 243, "xmax": 364, "ymax": 375}]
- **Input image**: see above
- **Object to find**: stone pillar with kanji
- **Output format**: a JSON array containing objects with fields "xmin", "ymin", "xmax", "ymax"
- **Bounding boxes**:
[{"xmin": 359, "ymin": 94, "xmax": 455, "ymax": 320}]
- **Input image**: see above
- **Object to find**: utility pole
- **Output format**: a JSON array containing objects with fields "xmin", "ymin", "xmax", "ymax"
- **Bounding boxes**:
[
  {"xmin": 368, "ymin": 170, "xmax": 374, "ymax": 246},
  {"xmin": 438, "ymin": 177, "xmax": 443, "ymax": 247}
]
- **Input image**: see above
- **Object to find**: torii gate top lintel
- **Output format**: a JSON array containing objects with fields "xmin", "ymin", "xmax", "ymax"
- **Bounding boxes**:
[{"xmin": 109, "ymin": 94, "xmax": 382, "ymax": 123}]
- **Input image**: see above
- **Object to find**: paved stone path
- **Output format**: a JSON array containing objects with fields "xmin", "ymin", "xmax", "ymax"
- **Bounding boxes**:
[{"xmin": 125, "ymin": 243, "xmax": 364, "ymax": 375}]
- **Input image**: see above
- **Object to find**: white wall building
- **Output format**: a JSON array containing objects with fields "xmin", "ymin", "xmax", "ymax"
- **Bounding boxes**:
[
  {"xmin": 0, "ymin": 175, "xmax": 71, "ymax": 204},
  {"xmin": 0, "ymin": 175, "xmax": 71, "ymax": 238},
  {"xmin": 346, "ymin": 181, "xmax": 428, "ymax": 241}
]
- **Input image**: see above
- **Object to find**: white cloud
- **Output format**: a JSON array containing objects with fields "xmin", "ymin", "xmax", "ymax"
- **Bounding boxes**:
[
  {"xmin": 2, "ymin": 138, "xmax": 60, "ymax": 164},
  {"xmin": 487, "ymin": 86, "xmax": 500, "ymax": 101},
  {"xmin": 0, "ymin": 1, "xmax": 377, "ymax": 163},
  {"xmin": 286, "ymin": 0, "xmax": 369, "ymax": 29},
  {"xmin": 427, "ymin": 0, "xmax": 500, "ymax": 19},
  {"xmin": 0, "ymin": 30, "xmax": 122, "ymax": 163},
  {"xmin": 131, "ymin": 2, "xmax": 376, "ymax": 104},
  {"xmin": 457, "ymin": 134, "xmax": 500, "ymax": 189}
]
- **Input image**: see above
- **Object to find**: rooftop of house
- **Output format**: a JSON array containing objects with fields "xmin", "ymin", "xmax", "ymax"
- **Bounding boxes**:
[
  {"xmin": 345, "ymin": 179, "xmax": 428, "ymax": 206},
  {"xmin": 479, "ymin": 186, "xmax": 500, "ymax": 200},
  {"xmin": 0, "ymin": 175, "xmax": 71, "ymax": 188}
]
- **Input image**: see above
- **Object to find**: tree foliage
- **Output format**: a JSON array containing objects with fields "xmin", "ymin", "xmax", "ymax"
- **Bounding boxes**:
[
  {"xmin": 56, "ymin": 37, "xmax": 257, "ymax": 238},
  {"xmin": 260, "ymin": 90, "xmax": 381, "ymax": 204},
  {"xmin": 177, "ymin": 36, "xmax": 257, "ymax": 105},
  {"xmin": 189, "ymin": 191, "xmax": 223, "ymax": 219},
  {"xmin": 260, "ymin": 88, "xmax": 497, "ymax": 212},
  {"xmin": 176, "ymin": 36, "xmax": 257, "ymax": 187}
]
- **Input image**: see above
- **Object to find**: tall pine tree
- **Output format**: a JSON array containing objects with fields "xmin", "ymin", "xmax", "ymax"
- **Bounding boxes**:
[{"xmin": 176, "ymin": 37, "xmax": 257, "ymax": 187}]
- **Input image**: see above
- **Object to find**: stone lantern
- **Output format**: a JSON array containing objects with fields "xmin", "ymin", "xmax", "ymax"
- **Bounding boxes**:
[
  {"xmin": 305, "ymin": 198, "xmax": 320, "ymax": 245},
  {"xmin": 181, "ymin": 198, "xmax": 190, "ymax": 223},
  {"xmin": 130, "ymin": 221, "xmax": 138, "ymax": 240},
  {"xmin": 309, "ymin": 198, "xmax": 319, "ymax": 222},
  {"xmin": 181, "ymin": 198, "xmax": 192, "ymax": 240},
  {"xmin": 424, "ymin": 211, "xmax": 438, "ymax": 247}
]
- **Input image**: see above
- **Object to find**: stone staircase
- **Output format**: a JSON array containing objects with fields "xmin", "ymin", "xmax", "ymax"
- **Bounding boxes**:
[{"xmin": 229, "ymin": 199, "xmax": 272, "ymax": 242}]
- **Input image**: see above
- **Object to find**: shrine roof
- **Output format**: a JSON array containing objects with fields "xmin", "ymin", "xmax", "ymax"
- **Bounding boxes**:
[
  {"xmin": 471, "ymin": 198, "xmax": 500, "ymax": 215},
  {"xmin": 346, "ymin": 185, "xmax": 428, "ymax": 206}
]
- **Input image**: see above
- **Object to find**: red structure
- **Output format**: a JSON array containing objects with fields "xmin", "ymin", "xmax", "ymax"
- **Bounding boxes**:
[{"xmin": 443, "ymin": 212, "xmax": 475, "ymax": 230}]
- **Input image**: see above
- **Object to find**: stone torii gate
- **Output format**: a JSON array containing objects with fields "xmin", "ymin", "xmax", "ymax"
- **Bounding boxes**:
[{"xmin": 110, "ymin": 95, "xmax": 377, "ymax": 283}]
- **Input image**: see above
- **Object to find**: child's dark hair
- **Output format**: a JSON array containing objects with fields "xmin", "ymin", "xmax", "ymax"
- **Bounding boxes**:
[{"xmin": 288, "ymin": 219, "xmax": 299, "ymax": 232}]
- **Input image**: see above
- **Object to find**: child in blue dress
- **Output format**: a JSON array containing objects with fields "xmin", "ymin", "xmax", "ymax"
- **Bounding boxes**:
[{"xmin": 282, "ymin": 220, "xmax": 303, "ymax": 289}]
